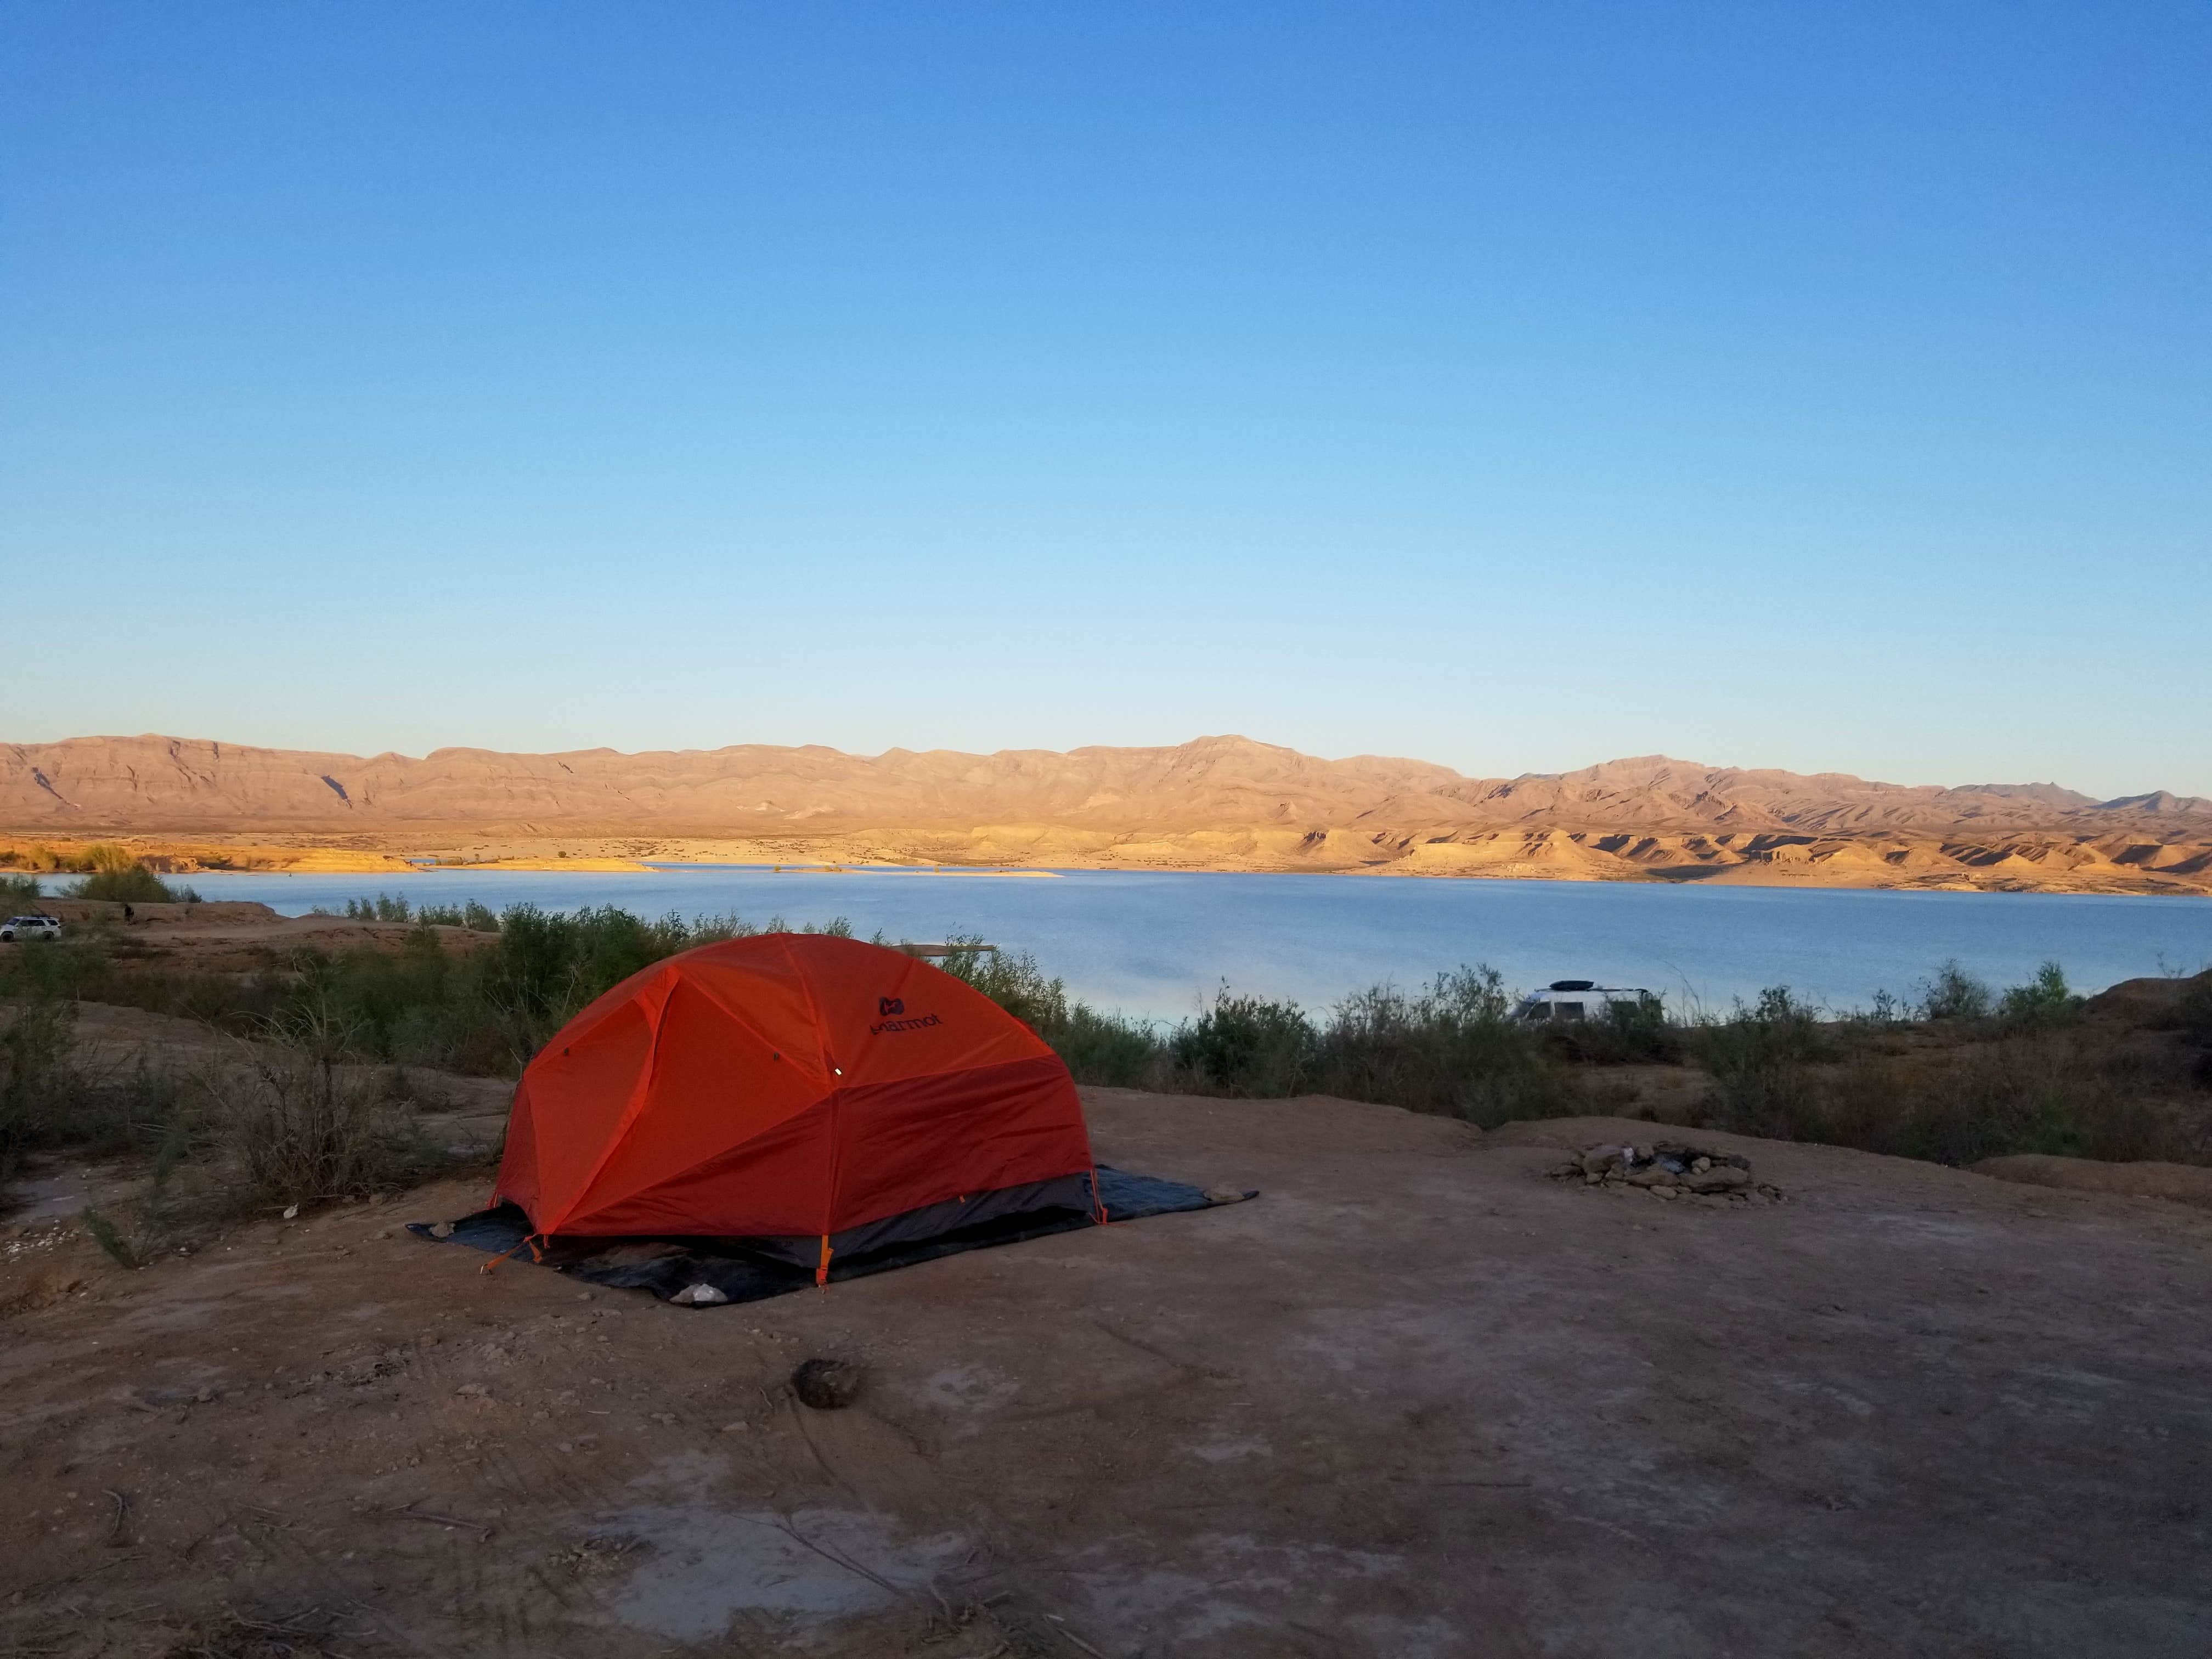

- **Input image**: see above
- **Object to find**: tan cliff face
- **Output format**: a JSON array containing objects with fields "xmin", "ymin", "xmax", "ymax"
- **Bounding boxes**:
[{"xmin": 3, "ymin": 732, "xmax": 2209, "ymax": 894}]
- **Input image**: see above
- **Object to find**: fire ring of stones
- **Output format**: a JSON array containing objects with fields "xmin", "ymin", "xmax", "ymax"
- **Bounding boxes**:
[{"xmin": 1550, "ymin": 1141, "xmax": 1785, "ymax": 1205}]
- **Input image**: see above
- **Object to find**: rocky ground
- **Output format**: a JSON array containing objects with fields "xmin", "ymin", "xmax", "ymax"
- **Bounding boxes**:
[{"xmin": 4, "ymin": 1085, "xmax": 2210, "ymax": 1657}]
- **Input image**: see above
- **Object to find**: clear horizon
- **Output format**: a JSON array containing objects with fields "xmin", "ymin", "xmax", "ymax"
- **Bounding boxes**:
[{"xmin": 5, "ymin": 4, "xmax": 2207, "ymax": 798}]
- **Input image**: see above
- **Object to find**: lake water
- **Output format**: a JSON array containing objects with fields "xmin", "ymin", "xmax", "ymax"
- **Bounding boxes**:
[{"xmin": 58, "ymin": 867, "xmax": 2212, "ymax": 1023}]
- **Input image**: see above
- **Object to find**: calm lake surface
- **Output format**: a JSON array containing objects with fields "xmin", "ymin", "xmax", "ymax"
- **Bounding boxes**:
[{"xmin": 75, "ymin": 867, "xmax": 2212, "ymax": 1023}]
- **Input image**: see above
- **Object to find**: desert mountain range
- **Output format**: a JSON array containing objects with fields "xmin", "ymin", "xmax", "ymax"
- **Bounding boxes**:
[{"xmin": 5, "ymin": 733, "xmax": 2209, "ymax": 894}]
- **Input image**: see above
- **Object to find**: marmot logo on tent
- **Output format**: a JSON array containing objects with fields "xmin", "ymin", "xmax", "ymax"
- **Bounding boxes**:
[
  {"xmin": 878, "ymin": 996, "xmax": 904, "ymax": 1017},
  {"xmin": 871, "ymin": 1011, "xmax": 943, "ymax": 1035}
]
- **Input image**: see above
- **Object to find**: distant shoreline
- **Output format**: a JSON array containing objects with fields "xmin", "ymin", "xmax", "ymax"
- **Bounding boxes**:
[
  {"xmin": 9, "ymin": 828, "xmax": 2209, "ymax": 899},
  {"xmin": 4, "ymin": 734, "xmax": 2209, "ymax": 900}
]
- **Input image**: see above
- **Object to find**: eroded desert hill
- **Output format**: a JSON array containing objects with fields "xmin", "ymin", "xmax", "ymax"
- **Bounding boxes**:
[{"xmin": 4, "ymin": 732, "xmax": 2209, "ymax": 893}]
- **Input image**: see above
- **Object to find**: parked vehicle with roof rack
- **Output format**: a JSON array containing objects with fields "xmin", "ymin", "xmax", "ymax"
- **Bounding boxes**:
[
  {"xmin": 1, "ymin": 914, "xmax": 63, "ymax": 943},
  {"xmin": 1512, "ymin": 979, "xmax": 1658, "ymax": 1024}
]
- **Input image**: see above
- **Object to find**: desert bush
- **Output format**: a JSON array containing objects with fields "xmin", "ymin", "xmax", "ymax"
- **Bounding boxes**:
[
  {"xmin": 345, "ymin": 894, "xmax": 413, "ymax": 922},
  {"xmin": 933, "ymin": 940, "xmax": 1166, "ymax": 1087},
  {"xmin": 1999, "ymin": 961, "xmax": 2080, "ymax": 1029},
  {"xmin": 1172, "ymin": 986, "xmax": 1318, "ymax": 1096},
  {"xmin": 1049, "ymin": 1003, "xmax": 1166, "ymax": 1087},
  {"xmin": 1780, "ymin": 1029, "xmax": 2194, "ymax": 1166},
  {"xmin": 1689, "ymin": 987, "xmax": 1836, "ymax": 1138},
  {"xmin": 219, "ymin": 1037, "xmax": 443, "ymax": 1209},
  {"xmin": 1689, "ymin": 964, "xmax": 2204, "ymax": 1165},
  {"xmin": 416, "ymin": 900, "xmax": 501, "ymax": 932},
  {"xmin": 37, "ymin": 1047, "xmax": 196, "ymax": 1170},
  {"xmin": 0, "ymin": 934, "xmax": 112, "ymax": 1003},
  {"xmin": 1, "ymin": 986, "xmax": 200, "ymax": 1211},
  {"xmin": 935, "ymin": 939, "xmax": 1068, "ymax": 1031},
  {"xmin": 1, "ymin": 873, "xmax": 44, "ymax": 910},
  {"xmin": 1849, "ymin": 988, "xmax": 1909, "ymax": 1028},
  {"xmin": 1311, "ymin": 967, "xmax": 1572, "ymax": 1124},
  {"xmin": 81, "ymin": 1113, "xmax": 199, "ymax": 1267},
  {"xmin": 4, "ymin": 923, "xmax": 287, "ymax": 1029},
  {"xmin": 475, "ymin": 904, "xmax": 662, "ymax": 1062},
  {"xmin": 47, "ymin": 903, "xmax": 859, "ymax": 1078},
  {"xmin": 281, "ymin": 926, "xmax": 470, "ymax": 1065},
  {"xmin": 2167, "ymin": 974, "xmax": 2212, "ymax": 1046},
  {"xmin": 464, "ymin": 904, "xmax": 850, "ymax": 1068},
  {"xmin": 112, "ymin": 966, "xmax": 291, "ymax": 1028},
  {"xmin": 66, "ymin": 861, "xmax": 199, "ymax": 904},
  {"xmin": 0, "ymin": 997, "xmax": 78, "ymax": 1182},
  {"xmin": 2167, "ymin": 975, "xmax": 2212, "ymax": 1091},
  {"xmin": 1917, "ymin": 960, "xmax": 1994, "ymax": 1022},
  {"xmin": 940, "ymin": 953, "xmax": 1575, "ymax": 1119},
  {"xmin": 1542, "ymin": 994, "xmax": 1684, "ymax": 1064}
]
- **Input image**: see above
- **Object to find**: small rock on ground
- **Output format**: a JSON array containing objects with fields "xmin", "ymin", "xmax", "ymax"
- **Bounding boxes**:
[{"xmin": 791, "ymin": 1357, "xmax": 865, "ymax": 1410}]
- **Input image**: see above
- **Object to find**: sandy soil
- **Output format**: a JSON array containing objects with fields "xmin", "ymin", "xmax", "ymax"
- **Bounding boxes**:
[
  {"xmin": 4, "ymin": 1087, "xmax": 2210, "ymax": 1657},
  {"xmin": 1973, "ymin": 1152, "xmax": 2212, "ymax": 1209}
]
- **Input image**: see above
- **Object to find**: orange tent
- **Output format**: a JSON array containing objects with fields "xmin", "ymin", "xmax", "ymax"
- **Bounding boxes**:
[{"xmin": 492, "ymin": 934, "xmax": 1097, "ymax": 1277}]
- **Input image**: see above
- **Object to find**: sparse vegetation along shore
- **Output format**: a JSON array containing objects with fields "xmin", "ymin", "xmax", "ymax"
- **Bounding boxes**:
[
  {"xmin": 4, "ymin": 896, "xmax": 2207, "ymax": 1256},
  {"xmin": 2, "ymin": 842, "xmax": 202, "ymax": 902}
]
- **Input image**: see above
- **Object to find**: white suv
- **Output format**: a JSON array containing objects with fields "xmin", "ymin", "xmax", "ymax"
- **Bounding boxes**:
[{"xmin": 1, "ymin": 915, "xmax": 62, "ymax": 943}]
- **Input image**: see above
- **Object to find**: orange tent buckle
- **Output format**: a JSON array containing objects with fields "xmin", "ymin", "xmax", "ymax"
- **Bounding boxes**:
[{"xmin": 479, "ymin": 1233, "xmax": 545, "ymax": 1274}]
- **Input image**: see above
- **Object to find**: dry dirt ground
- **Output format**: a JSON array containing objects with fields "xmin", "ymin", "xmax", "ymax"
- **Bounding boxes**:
[
  {"xmin": 27, "ymin": 900, "xmax": 499, "ymax": 974},
  {"xmin": 4, "ymin": 1089, "xmax": 2211, "ymax": 1658}
]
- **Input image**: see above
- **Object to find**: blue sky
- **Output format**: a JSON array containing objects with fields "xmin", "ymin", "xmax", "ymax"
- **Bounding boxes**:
[{"xmin": 4, "ymin": 3, "xmax": 2207, "ymax": 797}]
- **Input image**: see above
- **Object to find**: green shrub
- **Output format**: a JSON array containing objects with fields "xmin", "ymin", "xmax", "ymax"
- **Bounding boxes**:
[
  {"xmin": 1689, "ymin": 987, "xmax": 1835, "ymax": 1138},
  {"xmin": 1857, "ymin": 988, "xmax": 1907, "ymax": 1027},
  {"xmin": 81, "ymin": 1203, "xmax": 147, "ymax": 1268},
  {"xmin": 1048, "ymin": 1003, "xmax": 1165, "ymax": 1088},
  {"xmin": 65, "ymin": 862, "xmax": 199, "ymax": 904},
  {"xmin": 2165, "ymin": 974, "xmax": 2212, "ymax": 1044},
  {"xmin": 1779, "ymin": 1030, "xmax": 2192, "ymax": 1166},
  {"xmin": 1543, "ymin": 994, "xmax": 1683, "ymax": 1064},
  {"xmin": 462, "ymin": 905, "xmax": 848, "ymax": 1069},
  {"xmin": 935, "ymin": 939, "xmax": 1068, "ymax": 1031},
  {"xmin": 221, "ymin": 1041, "xmax": 444, "ymax": 1210},
  {"xmin": 0, "ymin": 935, "xmax": 112, "ymax": 1003},
  {"xmin": 932, "ymin": 940, "xmax": 1165, "ymax": 1087},
  {"xmin": 0, "ymin": 992, "xmax": 198, "ymax": 1191},
  {"xmin": 81, "ymin": 1109, "xmax": 200, "ymax": 1266},
  {"xmin": 35, "ymin": 902, "xmax": 860, "ymax": 1080},
  {"xmin": 1999, "ymin": 961, "xmax": 2080, "ymax": 1029},
  {"xmin": 1917, "ymin": 960, "xmax": 1993, "ymax": 1022},
  {"xmin": 939, "ymin": 953, "xmax": 1575, "ymax": 1120},
  {"xmin": 416, "ymin": 900, "xmax": 503, "ymax": 932},
  {"xmin": 0, "ymin": 997, "xmax": 78, "ymax": 1183},
  {"xmin": 0, "ymin": 873, "xmax": 44, "ymax": 910},
  {"xmin": 1312, "ymin": 967, "xmax": 1572, "ymax": 1124},
  {"xmin": 1172, "ymin": 986, "xmax": 1318, "ymax": 1096}
]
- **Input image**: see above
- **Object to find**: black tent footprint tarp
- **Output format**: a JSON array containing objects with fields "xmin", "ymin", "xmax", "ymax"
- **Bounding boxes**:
[{"xmin": 411, "ymin": 1166, "xmax": 1252, "ymax": 1306}]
